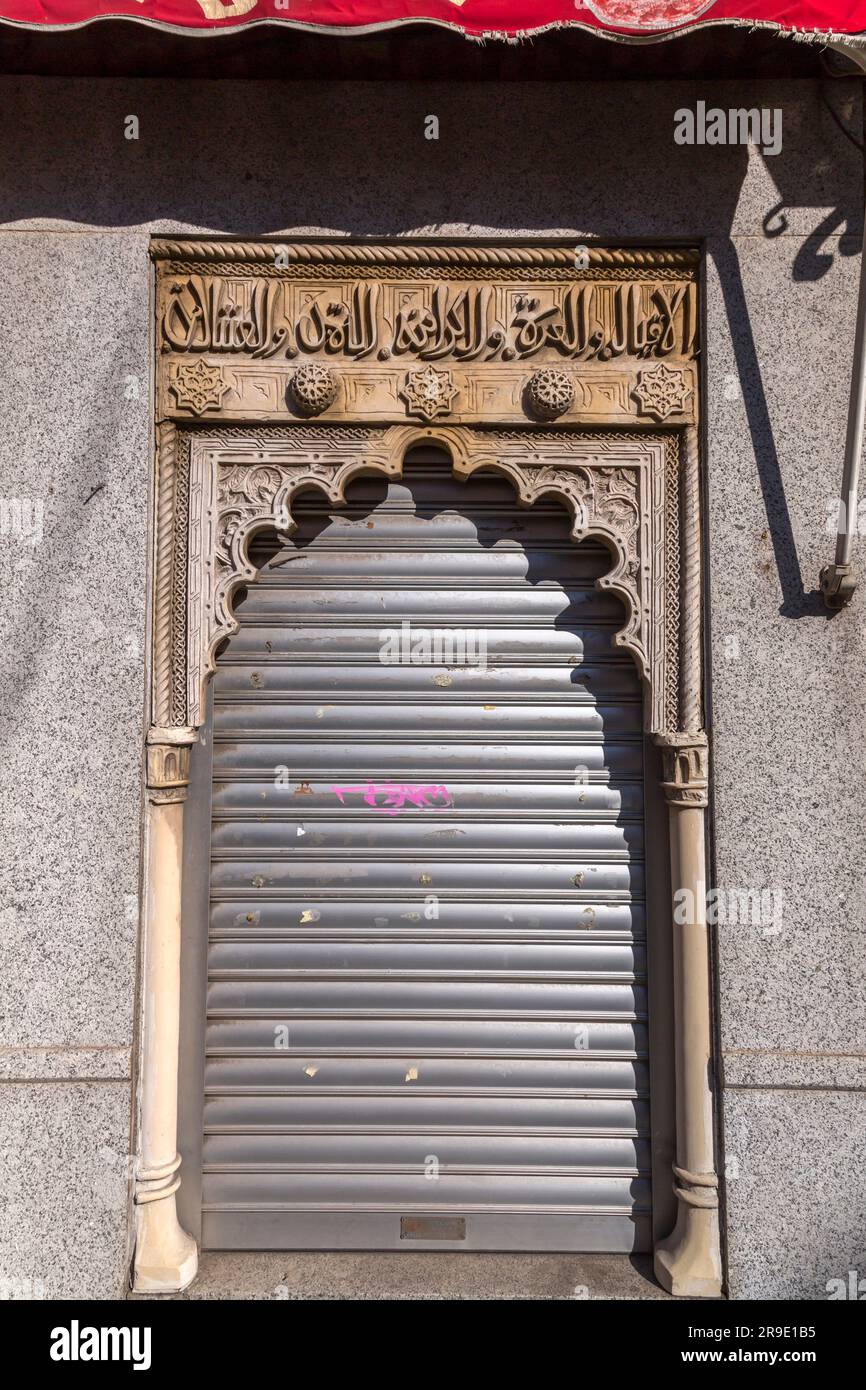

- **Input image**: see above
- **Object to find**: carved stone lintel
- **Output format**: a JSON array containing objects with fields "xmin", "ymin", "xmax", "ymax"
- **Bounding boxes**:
[
  {"xmin": 154, "ymin": 244, "xmax": 698, "ymax": 427},
  {"xmin": 655, "ymin": 731, "xmax": 709, "ymax": 807}
]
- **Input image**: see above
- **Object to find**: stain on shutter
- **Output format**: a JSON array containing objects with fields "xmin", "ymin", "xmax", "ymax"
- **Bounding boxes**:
[{"xmin": 202, "ymin": 453, "xmax": 650, "ymax": 1251}]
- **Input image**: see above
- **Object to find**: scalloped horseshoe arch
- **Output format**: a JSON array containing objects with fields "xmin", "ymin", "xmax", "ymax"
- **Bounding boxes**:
[{"xmin": 153, "ymin": 422, "xmax": 685, "ymax": 736}]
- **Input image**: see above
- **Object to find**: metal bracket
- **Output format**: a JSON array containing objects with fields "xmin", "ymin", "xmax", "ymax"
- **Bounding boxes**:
[{"xmin": 820, "ymin": 561, "xmax": 859, "ymax": 608}]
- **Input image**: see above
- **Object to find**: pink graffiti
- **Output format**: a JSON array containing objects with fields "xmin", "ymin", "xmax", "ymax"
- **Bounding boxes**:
[{"xmin": 331, "ymin": 781, "xmax": 453, "ymax": 815}]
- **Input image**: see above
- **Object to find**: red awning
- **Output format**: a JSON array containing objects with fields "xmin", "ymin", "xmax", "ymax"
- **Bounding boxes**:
[{"xmin": 0, "ymin": 0, "xmax": 864, "ymax": 43}]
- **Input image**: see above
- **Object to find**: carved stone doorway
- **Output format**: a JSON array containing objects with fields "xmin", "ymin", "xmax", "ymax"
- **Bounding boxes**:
[{"xmin": 134, "ymin": 240, "xmax": 720, "ymax": 1297}]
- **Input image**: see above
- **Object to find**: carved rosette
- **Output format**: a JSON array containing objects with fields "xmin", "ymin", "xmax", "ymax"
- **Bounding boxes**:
[
  {"xmin": 399, "ymin": 367, "xmax": 458, "ymax": 421},
  {"xmin": 526, "ymin": 369, "xmax": 575, "ymax": 420},
  {"xmin": 288, "ymin": 363, "xmax": 339, "ymax": 416}
]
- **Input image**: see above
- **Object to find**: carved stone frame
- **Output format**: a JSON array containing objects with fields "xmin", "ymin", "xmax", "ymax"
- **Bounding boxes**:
[{"xmin": 134, "ymin": 239, "xmax": 720, "ymax": 1298}]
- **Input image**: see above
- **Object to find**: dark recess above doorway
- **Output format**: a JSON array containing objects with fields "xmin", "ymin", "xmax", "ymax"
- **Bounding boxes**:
[{"xmin": 0, "ymin": 21, "xmax": 848, "ymax": 81}]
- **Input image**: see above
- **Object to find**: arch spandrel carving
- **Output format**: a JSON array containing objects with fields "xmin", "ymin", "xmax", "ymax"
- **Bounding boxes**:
[{"xmin": 153, "ymin": 422, "xmax": 676, "ymax": 734}]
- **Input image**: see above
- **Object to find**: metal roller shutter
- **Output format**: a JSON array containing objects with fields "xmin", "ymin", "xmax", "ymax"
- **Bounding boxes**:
[{"xmin": 202, "ymin": 449, "xmax": 650, "ymax": 1252}]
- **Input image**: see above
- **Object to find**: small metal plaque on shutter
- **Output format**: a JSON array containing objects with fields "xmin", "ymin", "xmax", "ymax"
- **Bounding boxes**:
[{"xmin": 401, "ymin": 1217, "xmax": 466, "ymax": 1241}]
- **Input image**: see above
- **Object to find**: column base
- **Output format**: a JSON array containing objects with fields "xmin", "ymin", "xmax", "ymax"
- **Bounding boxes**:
[
  {"xmin": 133, "ymin": 1197, "xmax": 198, "ymax": 1294},
  {"xmin": 654, "ymin": 1203, "xmax": 723, "ymax": 1299}
]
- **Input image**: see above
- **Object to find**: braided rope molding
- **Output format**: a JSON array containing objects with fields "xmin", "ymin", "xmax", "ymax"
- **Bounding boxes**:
[
  {"xmin": 178, "ymin": 423, "xmax": 672, "ymax": 448},
  {"xmin": 679, "ymin": 425, "xmax": 703, "ymax": 734},
  {"xmin": 161, "ymin": 261, "xmax": 694, "ymax": 284},
  {"xmin": 468, "ymin": 426, "xmax": 673, "ymax": 447},
  {"xmin": 153, "ymin": 424, "xmax": 177, "ymax": 729},
  {"xmin": 180, "ymin": 423, "xmax": 380, "ymax": 445},
  {"xmin": 664, "ymin": 432, "xmax": 681, "ymax": 735},
  {"xmin": 150, "ymin": 239, "xmax": 699, "ymax": 272},
  {"xmin": 169, "ymin": 434, "xmax": 191, "ymax": 727}
]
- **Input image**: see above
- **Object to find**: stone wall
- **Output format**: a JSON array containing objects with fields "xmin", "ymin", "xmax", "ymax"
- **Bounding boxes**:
[{"xmin": 0, "ymin": 75, "xmax": 863, "ymax": 1299}]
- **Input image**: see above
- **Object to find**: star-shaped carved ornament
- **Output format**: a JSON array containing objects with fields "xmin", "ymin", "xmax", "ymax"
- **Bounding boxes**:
[
  {"xmin": 170, "ymin": 359, "xmax": 231, "ymax": 416},
  {"xmin": 399, "ymin": 366, "xmax": 459, "ymax": 422},
  {"xmin": 632, "ymin": 364, "xmax": 691, "ymax": 422}
]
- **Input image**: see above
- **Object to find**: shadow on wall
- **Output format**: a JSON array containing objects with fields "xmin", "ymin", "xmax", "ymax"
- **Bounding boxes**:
[
  {"xmin": 713, "ymin": 229, "xmax": 859, "ymax": 622},
  {"xmin": 236, "ymin": 450, "xmax": 637, "ymax": 721},
  {"xmin": 229, "ymin": 448, "xmax": 645, "ymax": 851},
  {"xmin": 711, "ymin": 84, "xmax": 862, "ymax": 620},
  {"xmin": 0, "ymin": 76, "xmax": 860, "ymax": 625},
  {"xmin": 0, "ymin": 77, "xmax": 859, "ymax": 241}
]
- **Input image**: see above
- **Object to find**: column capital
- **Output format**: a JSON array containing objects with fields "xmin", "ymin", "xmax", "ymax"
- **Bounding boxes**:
[
  {"xmin": 145, "ymin": 727, "xmax": 197, "ymax": 804},
  {"xmin": 653, "ymin": 730, "xmax": 709, "ymax": 807}
]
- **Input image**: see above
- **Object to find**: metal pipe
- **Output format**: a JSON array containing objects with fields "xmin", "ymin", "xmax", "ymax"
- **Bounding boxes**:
[
  {"xmin": 821, "ymin": 222, "xmax": 866, "ymax": 605},
  {"xmin": 837, "ymin": 258, "xmax": 866, "ymax": 569},
  {"xmin": 821, "ymin": 42, "xmax": 866, "ymax": 607}
]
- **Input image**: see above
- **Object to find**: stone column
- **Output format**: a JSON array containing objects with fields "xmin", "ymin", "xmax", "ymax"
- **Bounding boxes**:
[
  {"xmin": 652, "ymin": 731, "xmax": 722, "ymax": 1298},
  {"xmin": 132, "ymin": 726, "xmax": 198, "ymax": 1293}
]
